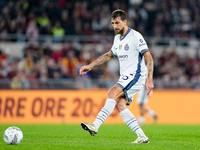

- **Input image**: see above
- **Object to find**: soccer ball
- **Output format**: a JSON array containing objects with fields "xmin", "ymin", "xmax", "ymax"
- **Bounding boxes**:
[{"xmin": 3, "ymin": 126, "xmax": 23, "ymax": 145}]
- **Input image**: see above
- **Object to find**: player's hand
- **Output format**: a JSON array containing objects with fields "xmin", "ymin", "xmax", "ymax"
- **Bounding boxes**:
[
  {"xmin": 79, "ymin": 65, "xmax": 92, "ymax": 75},
  {"xmin": 146, "ymin": 77, "xmax": 154, "ymax": 96}
]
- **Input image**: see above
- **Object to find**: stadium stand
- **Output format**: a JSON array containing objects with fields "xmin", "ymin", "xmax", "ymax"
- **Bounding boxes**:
[{"xmin": 0, "ymin": 0, "xmax": 200, "ymax": 89}]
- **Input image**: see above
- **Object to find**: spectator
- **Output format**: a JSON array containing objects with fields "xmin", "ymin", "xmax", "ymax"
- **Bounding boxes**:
[
  {"xmin": 37, "ymin": 12, "xmax": 49, "ymax": 28},
  {"xmin": 9, "ymin": 21, "xmax": 17, "ymax": 34},
  {"xmin": 52, "ymin": 21, "xmax": 65, "ymax": 37},
  {"xmin": 51, "ymin": 48, "xmax": 64, "ymax": 62},
  {"xmin": 61, "ymin": 9, "xmax": 75, "ymax": 34},
  {"xmin": 62, "ymin": 50, "xmax": 80, "ymax": 78},
  {"xmin": 7, "ymin": 63, "xmax": 17, "ymax": 79},
  {"xmin": 0, "ymin": 67, "xmax": 5, "ymax": 79},
  {"xmin": 18, "ymin": 50, "xmax": 35, "ymax": 75},
  {"xmin": 10, "ymin": 69, "xmax": 30, "ymax": 89},
  {"xmin": 26, "ymin": 20, "xmax": 39, "ymax": 38},
  {"xmin": 1, "ymin": 59, "xmax": 11, "ymax": 78}
]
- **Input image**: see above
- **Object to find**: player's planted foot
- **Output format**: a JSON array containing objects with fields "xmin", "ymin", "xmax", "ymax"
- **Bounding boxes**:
[
  {"xmin": 131, "ymin": 136, "xmax": 149, "ymax": 144},
  {"xmin": 81, "ymin": 122, "xmax": 98, "ymax": 136},
  {"xmin": 153, "ymin": 115, "xmax": 158, "ymax": 124}
]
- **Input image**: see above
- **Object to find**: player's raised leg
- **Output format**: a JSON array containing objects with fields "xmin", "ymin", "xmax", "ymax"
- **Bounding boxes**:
[
  {"xmin": 81, "ymin": 98, "xmax": 116, "ymax": 136},
  {"xmin": 81, "ymin": 122, "xmax": 98, "ymax": 136},
  {"xmin": 81, "ymin": 84, "xmax": 123, "ymax": 136}
]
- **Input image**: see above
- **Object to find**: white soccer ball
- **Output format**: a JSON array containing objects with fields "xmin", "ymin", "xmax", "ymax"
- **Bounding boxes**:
[{"xmin": 3, "ymin": 126, "xmax": 23, "ymax": 145}]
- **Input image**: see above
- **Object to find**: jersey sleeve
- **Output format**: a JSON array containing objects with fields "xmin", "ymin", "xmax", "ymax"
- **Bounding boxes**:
[
  {"xmin": 110, "ymin": 36, "xmax": 117, "ymax": 57},
  {"xmin": 135, "ymin": 31, "xmax": 149, "ymax": 54}
]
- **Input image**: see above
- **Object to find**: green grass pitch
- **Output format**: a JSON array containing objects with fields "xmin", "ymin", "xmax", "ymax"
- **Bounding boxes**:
[{"xmin": 0, "ymin": 124, "xmax": 200, "ymax": 150}]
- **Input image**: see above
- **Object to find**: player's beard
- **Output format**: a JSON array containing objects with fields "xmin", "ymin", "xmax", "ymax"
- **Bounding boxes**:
[{"xmin": 115, "ymin": 27, "xmax": 124, "ymax": 35}]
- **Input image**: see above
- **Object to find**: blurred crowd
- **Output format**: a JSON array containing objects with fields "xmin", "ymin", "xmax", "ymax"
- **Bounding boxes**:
[
  {"xmin": 152, "ymin": 46, "xmax": 200, "ymax": 89},
  {"xmin": 0, "ymin": 41, "xmax": 200, "ymax": 89},
  {"xmin": 0, "ymin": 40, "xmax": 120, "ymax": 89},
  {"xmin": 0, "ymin": 0, "xmax": 200, "ymax": 38},
  {"xmin": 0, "ymin": 0, "xmax": 200, "ymax": 89}
]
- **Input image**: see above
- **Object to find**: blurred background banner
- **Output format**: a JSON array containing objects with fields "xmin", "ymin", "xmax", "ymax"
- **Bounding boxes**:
[{"xmin": 0, "ymin": 90, "xmax": 200, "ymax": 124}]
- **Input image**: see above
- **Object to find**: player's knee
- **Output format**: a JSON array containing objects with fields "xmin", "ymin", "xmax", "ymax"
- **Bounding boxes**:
[
  {"xmin": 108, "ymin": 88, "xmax": 117, "ymax": 100},
  {"xmin": 107, "ymin": 87, "xmax": 120, "ymax": 101},
  {"xmin": 116, "ymin": 100, "xmax": 127, "ymax": 112},
  {"xmin": 107, "ymin": 85, "xmax": 123, "ymax": 100}
]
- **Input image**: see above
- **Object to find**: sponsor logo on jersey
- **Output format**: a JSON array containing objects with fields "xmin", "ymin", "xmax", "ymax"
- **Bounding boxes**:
[
  {"xmin": 118, "ymin": 55, "xmax": 128, "ymax": 58},
  {"xmin": 139, "ymin": 39, "xmax": 146, "ymax": 46},
  {"xmin": 124, "ymin": 43, "xmax": 129, "ymax": 51},
  {"xmin": 139, "ymin": 43, "xmax": 146, "ymax": 47}
]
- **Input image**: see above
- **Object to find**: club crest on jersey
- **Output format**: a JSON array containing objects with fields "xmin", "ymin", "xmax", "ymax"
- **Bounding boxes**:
[
  {"xmin": 119, "ymin": 45, "xmax": 122, "ymax": 50},
  {"xmin": 124, "ymin": 43, "xmax": 129, "ymax": 51}
]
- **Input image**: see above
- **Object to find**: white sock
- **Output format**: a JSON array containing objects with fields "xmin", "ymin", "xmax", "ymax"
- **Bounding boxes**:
[
  {"xmin": 139, "ymin": 115, "xmax": 145, "ymax": 125},
  {"xmin": 93, "ymin": 98, "xmax": 116, "ymax": 129},
  {"xmin": 147, "ymin": 110, "xmax": 156, "ymax": 117},
  {"xmin": 120, "ymin": 108, "xmax": 146, "ymax": 137}
]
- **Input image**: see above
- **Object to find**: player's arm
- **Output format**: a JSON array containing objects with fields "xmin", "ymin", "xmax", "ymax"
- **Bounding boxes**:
[
  {"xmin": 143, "ymin": 51, "xmax": 154, "ymax": 95},
  {"xmin": 79, "ymin": 51, "xmax": 114, "ymax": 75}
]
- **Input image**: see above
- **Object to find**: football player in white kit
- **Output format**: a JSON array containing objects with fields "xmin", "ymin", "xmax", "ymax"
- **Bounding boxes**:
[
  {"xmin": 79, "ymin": 9, "xmax": 154, "ymax": 144},
  {"xmin": 137, "ymin": 86, "xmax": 157, "ymax": 125}
]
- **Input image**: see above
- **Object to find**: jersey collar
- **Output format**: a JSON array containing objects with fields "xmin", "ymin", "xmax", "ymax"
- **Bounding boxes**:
[{"xmin": 120, "ymin": 28, "xmax": 131, "ymax": 41}]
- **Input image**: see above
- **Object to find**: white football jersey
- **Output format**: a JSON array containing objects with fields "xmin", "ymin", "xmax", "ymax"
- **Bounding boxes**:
[{"xmin": 110, "ymin": 28, "xmax": 148, "ymax": 84}]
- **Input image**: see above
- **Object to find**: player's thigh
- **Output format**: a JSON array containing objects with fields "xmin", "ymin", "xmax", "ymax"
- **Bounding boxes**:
[{"xmin": 108, "ymin": 84, "xmax": 124, "ymax": 100}]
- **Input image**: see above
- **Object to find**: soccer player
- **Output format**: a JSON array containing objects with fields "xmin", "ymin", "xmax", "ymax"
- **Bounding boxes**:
[
  {"xmin": 137, "ymin": 86, "xmax": 157, "ymax": 125},
  {"xmin": 79, "ymin": 9, "xmax": 154, "ymax": 144}
]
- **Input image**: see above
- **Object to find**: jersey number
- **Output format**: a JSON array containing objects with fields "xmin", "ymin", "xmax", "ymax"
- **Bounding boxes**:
[{"xmin": 123, "ymin": 75, "xmax": 128, "ymax": 80}]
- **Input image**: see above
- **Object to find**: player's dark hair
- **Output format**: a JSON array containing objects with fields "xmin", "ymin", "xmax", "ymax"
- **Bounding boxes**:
[{"xmin": 111, "ymin": 9, "xmax": 127, "ymax": 21}]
